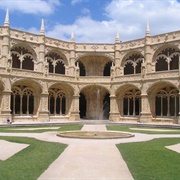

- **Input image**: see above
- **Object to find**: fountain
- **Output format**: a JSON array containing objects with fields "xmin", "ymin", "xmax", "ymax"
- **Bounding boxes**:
[{"xmin": 57, "ymin": 131, "xmax": 134, "ymax": 139}]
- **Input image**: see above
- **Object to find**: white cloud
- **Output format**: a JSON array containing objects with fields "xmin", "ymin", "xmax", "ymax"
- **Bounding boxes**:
[
  {"xmin": 0, "ymin": 0, "xmax": 60, "ymax": 15},
  {"xmin": 46, "ymin": 0, "xmax": 180, "ymax": 43},
  {"xmin": 71, "ymin": 0, "xmax": 88, "ymax": 5},
  {"xmin": 5, "ymin": 0, "xmax": 180, "ymax": 43}
]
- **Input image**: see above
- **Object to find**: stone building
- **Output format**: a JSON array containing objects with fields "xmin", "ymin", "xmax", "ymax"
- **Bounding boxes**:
[{"xmin": 0, "ymin": 10, "xmax": 179, "ymax": 123}]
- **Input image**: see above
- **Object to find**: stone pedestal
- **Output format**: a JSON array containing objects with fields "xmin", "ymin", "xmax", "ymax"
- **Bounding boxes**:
[
  {"xmin": 38, "ymin": 93, "xmax": 49, "ymax": 122},
  {"xmin": 140, "ymin": 112, "xmax": 152, "ymax": 123},
  {"xmin": 109, "ymin": 113, "xmax": 120, "ymax": 122},
  {"xmin": 69, "ymin": 95, "xmax": 80, "ymax": 121},
  {"xmin": 140, "ymin": 94, "xmax": 152, "ymax": 123},
  {"xmin": 109, "ymin": 95, "xmax": 120, "ymax": 122}
]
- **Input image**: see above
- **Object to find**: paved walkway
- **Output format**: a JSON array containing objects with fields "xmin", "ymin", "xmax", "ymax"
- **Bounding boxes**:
[
  {"xmin": 39, "ymin": 125, "xmax": 134, "ymax": 180},
  {"xmin": 1, "ymin": 124, "xmax": 180, "ymax": 180}
]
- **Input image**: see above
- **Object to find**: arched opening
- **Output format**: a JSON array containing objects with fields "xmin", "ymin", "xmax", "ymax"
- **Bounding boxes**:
[
  {"xmin": 155, "ymin": 86, "xmax": 179, "ymax": 118},
  {"xmin": 55, "ymin": 61, "xmax": 65, "ymax": 74},
  {"xmin": 79, "ymin": 61, "xmax": 86, "ymax": 76},
  {"xmin": 11, "ymin": 86, "xmax": 34, "ymax": 115},
  {"xmin": 48, "ymin": 89, "xmax": 66, "ymax": 115},
  {"xmin": 11, "ymin": 46, "xmax": 35, "ymax": 70},
  {"xmin": 156, "ymin": 57, "xmax": 168, "ymax": 71},
  {"xmin": 77, "ymin": 55, "xmax": 111, "ymax": 76},
  {"xmin": 22, "ymin": 56, "xmax": 34, "ymax": 70},
  {"xmin": 155, "ymin": 47, "xmax": 180, "ymax": 71},
  {"xmin": 46, "ymin": 52, "xmax": 66, "ymax": 75},
  {"xmin": 123, "ymin": 89, "xmax": 141, "ymax": 116},
  {"xmin": 123, "ymin": 53, "xmax": 143, "ymax": 75},
  {"xmin": 103, "ymin": 93, "xmax": 110, "ymax": 119},
  {"xmin": 79, "ymin": 93, "xmax": 86, "ymax": 118},
  {"xmin": 124, "ymin": 62, "xmax": 134, "ymax": 75},
  {"xmin": 80, "ymin": 86, "xmax": 110, "ymax": 120},
  {"xmin": 103, "ymin": 62, "xmax": 111, "ymax": 76}
]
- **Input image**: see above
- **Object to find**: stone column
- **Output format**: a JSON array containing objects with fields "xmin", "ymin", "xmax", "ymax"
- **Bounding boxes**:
[
  {"xmin": 38, "ymin": 93, "xmax": 50, "ymax": 122},
  {"xmin": 178, "ymin": 92, "xmax": 180, "ymax": 124},
  {"xmin": 69, "ymin": 95, "xmax": 80, "ymax": 121},
  {"xmin": 109, "ymin": 94, "xmax": 120, "ymax": 122},
  {"xmin": 178, "ymin": 57, "xmax": 180, "ymax": 123},
  {"xmin": 69, "ymin": 42, "xmax": 76, "ymax": 76},
  {"xmin": 2, "ymin": 27, "xmax": 10, "ymax": 67},
  {"xmin": 140, "ymin": 93, "xmax": 152, "ymax": 123},
  {"xmin": 39, "ymin": 38, "xmax": 45, "ymax": 72},
  {"xmin": 0, "ymin": 90, "xmax": 11, "ymax": 122}
]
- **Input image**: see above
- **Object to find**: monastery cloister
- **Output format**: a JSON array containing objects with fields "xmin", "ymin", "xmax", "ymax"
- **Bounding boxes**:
[{"xmin": 0, "ymin": 10, "xmax": 180, "ymax": 124}]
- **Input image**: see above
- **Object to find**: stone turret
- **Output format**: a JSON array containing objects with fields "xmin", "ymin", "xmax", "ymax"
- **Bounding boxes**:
[
  {"xmin": 71, "ymin": 31, "xmax": 75, "ymax": 42},
  {"xmin": 40, "ymin": 19, "xmax": 45, "ymax": 35},
  {"xmin": 145, "ymin": 20, "xmax": 150, "ymax": 36},
  {"xmin": 4, "ymin": 9, "xmax": 10, "ymax": 27},
  {"xmin": 115, "ymin": 30, "xmax": 120, "ymax": 43}
]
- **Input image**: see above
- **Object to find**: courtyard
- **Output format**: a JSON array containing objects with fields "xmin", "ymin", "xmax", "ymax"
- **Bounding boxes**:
[{"xmin": 0, "ymin": 121, "xmax": 180, "ymax": 180}]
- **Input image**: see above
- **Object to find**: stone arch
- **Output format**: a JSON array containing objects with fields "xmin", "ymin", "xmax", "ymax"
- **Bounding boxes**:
[
  {"xmin": 45, "ymin": 50, "xmax": 68, "ymax": 75},
  {"xmin": 152, "ymin": 44, "xmax": 180, "ymax": 72},
  {"xmin": 80, "ymin": 85, "xmax": 110, "ymax": 119},
  {"xmin": 76, "ymin": 53, "xmax": 113, "ymax": 76},
  {"xmin": 11, "ymin": 79, "xmax": 42, "ymax": 116},
  {"xmin": 48, "ymin": 83, "xmax": 74, "ymax": 116},
  {"xmin": 121, "ymin": 51, "xmax": 144, "ymax": 75},
  {"xmin": 11, "ymin": 43, "xmax": 37, "ymax": 70},
  {"xmin": 147, "ymin": 81, "xmax": 179, "ymax": 119},
  {"xmin": 116, "ymin": 84, "xmax": 141, "ymax": 117}
]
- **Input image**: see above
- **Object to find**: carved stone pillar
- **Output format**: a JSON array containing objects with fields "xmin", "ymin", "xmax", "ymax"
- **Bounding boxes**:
[
  {"xmin": 178, "ymin": 92, "xmax": 180, "ymax": 124},
  {"xmin": 109, "ymin": 95, "xmax": 120, "ymax": 122},
  {"xmin": 69, "ymin": 43, "xmax": 76, "ymax": 76},
  {"xmin": 0, "ymin": 90, "xmax": 11, "ymax": 122},
  {"xmin": 38, "ymin": 93, "xmax": 49, "ymax": 122},
  {"xmin": 1, "ymin": 27, "xmax": 10, "ymax": 67},
  {"xmin": 140, "ymin": 93, "xmax": 152, "ymax": 123},
  {"xmin": 69, "ymin": 95, "xmax": 80, "ymax": 121}
]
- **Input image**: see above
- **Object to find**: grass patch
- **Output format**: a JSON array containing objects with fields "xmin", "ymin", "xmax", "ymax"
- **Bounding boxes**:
[
  {"xmin": 107, "ymin": 125, "xmax": 180, "ymax": 134},
  {"xmin": 0, "ymin": 136, "xmax": 67, "ymax": 180},
  {"xmin": 0, "ymin": 124, "xmax": 83, "ymax": 133},
  {"xmin": 117, "ymin": 138, "xmax": 180, "ymax": 180}
]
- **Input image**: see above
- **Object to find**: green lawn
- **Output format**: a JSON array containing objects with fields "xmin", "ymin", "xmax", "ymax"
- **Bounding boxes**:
[
  {"xmin": 107, "ymin": 125, "xmax": 180, "ymax": 134},
  {"xmin": 117, "ymin": 138, "xmax": 180, "ymax": 180},
  {"xmin": 0, "ymin": 124, "xmax": 83, "ymax": 133},
  {"xmin": 0, "ymin": 136, "xmax": 67, "ymax": 180},
  {"xmin": 0, "ymin": 125, "xmax": 82, "ymax": 179}
]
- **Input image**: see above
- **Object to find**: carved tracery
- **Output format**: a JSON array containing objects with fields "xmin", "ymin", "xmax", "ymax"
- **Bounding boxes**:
[
  {"xmin": 11, "ymin": 46, "xmax": 34, "ymax": 70},
  {"xmin": 46, "ymin": 52, "xmax": 65, "ymax": 74},
  {"xmin": 155, "ymin": 47, "xmax": 180, "ymax": 71},
  {"xmin": 124, "ymin": 53, "xmax": 144, "ymax": 75}
]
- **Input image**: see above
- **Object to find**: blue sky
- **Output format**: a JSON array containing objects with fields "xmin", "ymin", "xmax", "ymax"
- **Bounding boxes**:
[{"xmin": 0, "ymin": 0, "xmax": 180, "ymax": 43}]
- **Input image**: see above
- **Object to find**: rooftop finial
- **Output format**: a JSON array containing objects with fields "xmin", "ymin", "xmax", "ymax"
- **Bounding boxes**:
[
  {"xmin": 115, "ymin": 30, "xmax": 120, "ymax": 43},
  {"xmin": 4, "ymin": 9, "xmax": 10, "ymax": 27},
  {"xmin": 71, "ymin": 31, "xmax": 75, "ymax": 42},
  {"xmin": 40, "ymin": 19, "xmax": 45, "ymax": 35},
  {"xmin": 146, "ymin": 20, "xmax": 150, "ymax": 36}
]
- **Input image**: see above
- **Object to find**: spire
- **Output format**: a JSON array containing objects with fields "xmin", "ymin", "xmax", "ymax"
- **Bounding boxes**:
[
  {"xmin": 4, "ymin": 9, "xmax": 10, "ymax": 27},
  {"xmin": 146, "ymin": 20, "xmax": 150, "ymax": 36},
  {"xmin": 40, "ymin": 19, "xmax": 45, "ymax": 35},
  {"xmin": 71, "ymin": 31, "xmax": 75, "ymax": 42},
  {"xmin": 115, "ymin": 30, "xmax": 120, "ymax": 43}
]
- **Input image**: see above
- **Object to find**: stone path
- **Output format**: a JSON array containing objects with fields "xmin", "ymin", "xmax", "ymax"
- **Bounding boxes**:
[{"xmin": 39, "ymin": 125, "xmax": 134, "ymax": 180}]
